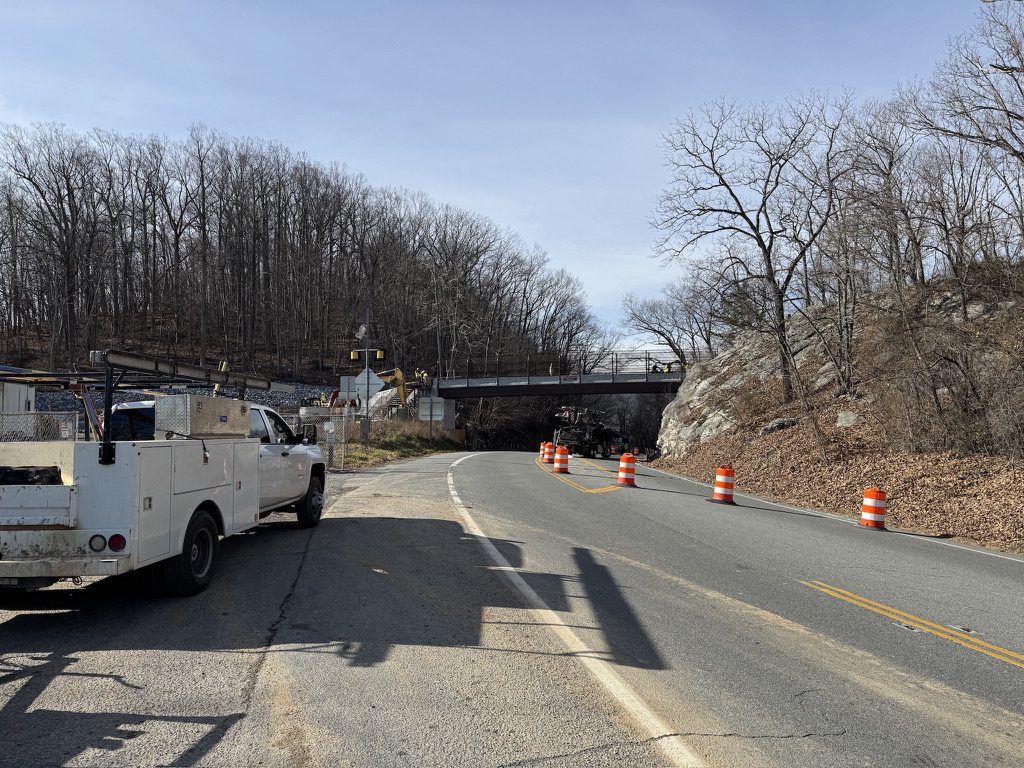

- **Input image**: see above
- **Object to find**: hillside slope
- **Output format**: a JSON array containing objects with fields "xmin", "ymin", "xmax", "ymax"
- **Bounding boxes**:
[{"xmin": 654, "ymin": 295, "xmax": 1024, "ymax": 555}]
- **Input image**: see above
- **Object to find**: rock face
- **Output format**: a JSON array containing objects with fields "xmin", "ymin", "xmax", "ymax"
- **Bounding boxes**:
[
  {"xmin": 836, "ymin": 410, "xmax": 865, "ymax": 428},
  {"xmin": 760, "ymin": 418, "xmax": 797, "ymax": 435},
  {"xmin": 658, "ymin": 309, "xmax": 836, "ymax": 456}
]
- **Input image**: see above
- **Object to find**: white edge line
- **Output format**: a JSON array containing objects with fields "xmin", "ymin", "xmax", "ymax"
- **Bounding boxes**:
[
  {"xmin": 642, "ymin": 462, "xmax": 1024, "ymax": 565},
  {"xmin": 447, "ymin": 453, "xmax": 705, "ymax": 768}
]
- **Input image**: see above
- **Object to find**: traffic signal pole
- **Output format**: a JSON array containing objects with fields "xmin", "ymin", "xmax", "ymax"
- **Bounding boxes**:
[
  {"xmin": 350, "ymin": 303, "xmax": 385, "ymax": 452},
  {"xmin": 364, "ymin": 302, "xmax": 370, "ymax": 451}
]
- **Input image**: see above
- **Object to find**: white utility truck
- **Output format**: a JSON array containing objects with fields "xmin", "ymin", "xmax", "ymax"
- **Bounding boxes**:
[{"xmin": 0, "ymin": 351, "xmax": 325, "ymax": 596}]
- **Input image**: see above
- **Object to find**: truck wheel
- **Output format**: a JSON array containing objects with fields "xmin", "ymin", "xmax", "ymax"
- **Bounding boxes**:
[
  {"xmin": 296, "ymin": 476, "xmax": 324, "ymax": 528},
  {"xmin": 163, "ymin": 509, "xmax": 219, "ymax": 596}
]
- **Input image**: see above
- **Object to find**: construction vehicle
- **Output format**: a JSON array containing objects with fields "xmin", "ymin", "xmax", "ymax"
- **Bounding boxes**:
[
  {"xmin": 370, "ymin": 368, "xmax": 434, "ymax": 419},
  {"xmin": 377, "ymin": 368, "xmax": 411, "ymax": 407},
  {"xmin": 0, "ymin": 350, "xmax": 325, "ymax": 596},
  {"xmin": 552, "ymin": 406, "xmax": 632, "ymax": 459}
]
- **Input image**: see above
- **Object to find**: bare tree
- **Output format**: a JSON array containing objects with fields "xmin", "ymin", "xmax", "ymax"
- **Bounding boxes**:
[
  {"xmin": 622, "ymin": 275, "xmax": 719, "ymax": 368},
  {"xmin": 654, "ymin": 95, "xmax": 850, "ymax": 401},
  {"xmin": 0, "ymin": 122, "xmax": 614, "ymax": 448},
  {"xmin": 913, "ymin": 3, "xmax": 1024, "ymax": 163}
]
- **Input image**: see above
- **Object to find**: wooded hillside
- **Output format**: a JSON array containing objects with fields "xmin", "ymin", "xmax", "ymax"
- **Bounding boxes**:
[
  {"xmin": 0, "ymin": 125, "xmax": 610, "ymax": 386},
  {"xmin": 633, "ymin": 3, "xmax": 1024, "ymax": 459}
]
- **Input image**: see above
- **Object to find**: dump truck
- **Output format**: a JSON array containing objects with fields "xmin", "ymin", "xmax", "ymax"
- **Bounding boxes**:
[{"xmin": 552, "ymin": 406, "xmax": 632, "ymax": 458}]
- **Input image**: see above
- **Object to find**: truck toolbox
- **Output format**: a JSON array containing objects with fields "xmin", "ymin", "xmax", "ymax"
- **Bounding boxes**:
[{"xmin": 155, "ymin": 394, "xmax": 250, "ymax": 438}]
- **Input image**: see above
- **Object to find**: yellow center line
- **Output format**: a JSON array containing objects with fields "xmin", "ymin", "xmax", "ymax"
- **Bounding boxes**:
[
  {"xmin": 807, "ymin": 581, "xmax": 1024, "ymax": 661},
  {"xmin": 580, "ymin": 457, "xmax": 619, "ymax": 476},
  {"xmin": 534, "ymin": 456, "xmax": 621, "ymax": 494},
  {"xmin": 802, "ymin": 580, "xmax": 1024, "ymax": 670}
]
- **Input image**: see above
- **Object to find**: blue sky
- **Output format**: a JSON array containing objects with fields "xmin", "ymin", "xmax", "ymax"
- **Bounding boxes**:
[{"xmin": 0, "ymin": 1, "xmax": 981, "ymax": 324}]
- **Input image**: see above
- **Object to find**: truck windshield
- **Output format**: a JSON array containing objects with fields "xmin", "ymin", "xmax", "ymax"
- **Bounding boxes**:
[{"xmin": 107, "ymin": 408, "xmax": 156, "ymax": 441}]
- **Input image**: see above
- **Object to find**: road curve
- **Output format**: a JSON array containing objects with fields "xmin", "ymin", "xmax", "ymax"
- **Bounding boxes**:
[
  {"xmin": 1, "ymin": 449, "xmax": 1021, "ymax": 767},
  {"xmin": 451, "ymin": 451, "xmax": 1024, "ymax": 768}
]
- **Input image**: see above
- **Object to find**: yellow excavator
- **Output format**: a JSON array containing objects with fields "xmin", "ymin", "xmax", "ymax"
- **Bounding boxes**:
[
  {"xmin": 318, "ymin": 368, "xmax": 423, "ymax": 411},
  {"xmin": 377, "ymin": 368, "xmax": 410, "ymax": 407}
]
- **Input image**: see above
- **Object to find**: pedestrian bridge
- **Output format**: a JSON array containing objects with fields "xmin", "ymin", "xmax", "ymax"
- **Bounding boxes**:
[{"xmin": 435, "ymin": 349, "xmax": 698, "ymax": 398}]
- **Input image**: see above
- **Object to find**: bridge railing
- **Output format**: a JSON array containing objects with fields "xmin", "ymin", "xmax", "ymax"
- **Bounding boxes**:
[{"xmin": 441, "ymin": 349, "xmax": 714, "ymax": 383}]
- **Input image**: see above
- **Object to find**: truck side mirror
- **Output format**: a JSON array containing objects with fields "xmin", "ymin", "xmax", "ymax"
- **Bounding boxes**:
[{"xmin": 302, "ymin": 424, "xmax": 318, "ymax": 444}]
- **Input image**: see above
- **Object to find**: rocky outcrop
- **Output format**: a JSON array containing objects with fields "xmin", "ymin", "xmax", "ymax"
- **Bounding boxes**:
[
  {"xmin": 657, "ymin": 290, "xmax": 1017, "ymax": 457},
  {"xmin": 760, "ymin": 417, "xmax": 797, "ymax": 435},
  {"xmin": 836, "ymin": 410, "xmax": 865, "ymax": 428},
  {"xmin": 658, "ymin": 308, "xmax": 836, "ymax": 456}
]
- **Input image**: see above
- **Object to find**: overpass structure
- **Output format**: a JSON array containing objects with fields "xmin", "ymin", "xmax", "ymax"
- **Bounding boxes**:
[{"xmin": 435, "ymin": 349, "xmax": 696, "ymax": 398}]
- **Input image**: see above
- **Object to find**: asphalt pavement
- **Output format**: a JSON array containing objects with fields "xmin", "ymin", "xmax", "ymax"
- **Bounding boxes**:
[
  {"xmin": 1, "ymin": 450, "xmax": 1021, "ymax": 767},
  {"xmin": 0, "ymin": 453, "xmax": 673, "ymax": 768},
  {"xmin": 451, "ymin": 451, "xmax": 1024, "ymax": 768}
]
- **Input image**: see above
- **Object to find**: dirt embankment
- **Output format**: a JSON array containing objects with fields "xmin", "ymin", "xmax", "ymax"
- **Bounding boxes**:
[{"xmin": 654, "ymin": 399, "xmax": 1024, "ymax": 555}]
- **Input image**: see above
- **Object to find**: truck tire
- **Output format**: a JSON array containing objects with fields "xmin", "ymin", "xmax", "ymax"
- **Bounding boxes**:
[
  {"xmin": 295, "ymin": 476, "xmax": 324, "ymax": 528},
  {"xmin": 163, "ymin": 509, "xmax": 219, "ymax": 596}
]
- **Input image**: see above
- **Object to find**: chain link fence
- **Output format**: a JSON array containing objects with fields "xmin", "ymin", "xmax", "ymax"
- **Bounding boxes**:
[
  {"xmin": 287, "ymin": 410, "xmax": 357, "ymax": 470},
  {"xmin": 0, "ymin": 412, "xmax": 79, "ymax": 442},
  {"xmin": 291, "ymin": 408, "xmax": 456, "ymax": 470}
]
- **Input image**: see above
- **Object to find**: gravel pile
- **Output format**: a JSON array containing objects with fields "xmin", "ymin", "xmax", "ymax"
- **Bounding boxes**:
[
  {"xmin": 654, "ymin": 400, "xmax": 1024, "ymax": 555},
  {"xmin": 35, "ymin": 383, "xmax": 334, "ymax": 414}
]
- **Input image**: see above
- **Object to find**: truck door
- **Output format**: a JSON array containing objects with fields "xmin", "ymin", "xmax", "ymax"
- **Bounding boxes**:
[
  {"xmin": 264, "ymin": 409, "xmax": 308, "ymax": 502},
  {"xmin": 250, "ymin": 408, "xmax": 285, "ymax": 511}
]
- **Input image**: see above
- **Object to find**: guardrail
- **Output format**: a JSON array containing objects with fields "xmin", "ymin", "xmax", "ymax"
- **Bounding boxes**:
[{"xmin": 440, "ymin": 349, "xmax": 712, "ymax": 383}]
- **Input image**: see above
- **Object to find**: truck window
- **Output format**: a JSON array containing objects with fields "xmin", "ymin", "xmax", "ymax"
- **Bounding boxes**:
[
  {"xmin": 266, "ymin": 411, "xmax": 293, "ymax": 444},
  {"xmin": 249, "ymin": 409, "xmax": 270, "ymax": 443},
  {"xmin": 108, "ymin": 408, "xmax": 156, "ymax": 441}
]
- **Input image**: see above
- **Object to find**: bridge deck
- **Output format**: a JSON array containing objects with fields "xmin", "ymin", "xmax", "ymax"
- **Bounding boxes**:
[{"xmin": 437, "ymin": 371, "xmax": 682, "ymax": 398}]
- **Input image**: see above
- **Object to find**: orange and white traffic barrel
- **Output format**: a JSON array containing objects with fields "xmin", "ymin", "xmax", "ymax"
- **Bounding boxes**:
[
  {"xmin": 543, "ymin": 442, "xmax": 555, "ymax": 464},
  {"xmin": 539, "ymin": 442, "xmax": 546, "ymax": 459},
  {"xmin": 859, "ymin": 487, "xmax": 887, "ymax": 530},
  {"xmin": 709, "ymin": 465, "xmax": 736, "ymax": 504},
  {"xmin": 617, "ymin": 453, "xmax": 636, "ymax": 486},
  {"xmin": 554, "ymin": 445, "xmax": 570, "ymax": 473}
]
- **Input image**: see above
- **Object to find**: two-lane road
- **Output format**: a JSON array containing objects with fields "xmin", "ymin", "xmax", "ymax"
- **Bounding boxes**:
[
  {"xmin": 1, "ymin": 450, "xmax": 1020, "ymax": 767},
  {"xmin": 452, "ymin": 451, "xmax": 1024, "ymax": 767}
]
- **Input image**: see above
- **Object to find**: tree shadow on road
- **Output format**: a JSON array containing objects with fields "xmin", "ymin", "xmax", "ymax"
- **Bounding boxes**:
[{"xmin": 0, "ymin": 652, "xmax": 242, "ymax": 768}]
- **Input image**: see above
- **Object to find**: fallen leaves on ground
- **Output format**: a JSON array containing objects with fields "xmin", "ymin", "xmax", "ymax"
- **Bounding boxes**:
[{"xmin": 653, "ymin": 402, "xmax": 1024, "ymax": 555}]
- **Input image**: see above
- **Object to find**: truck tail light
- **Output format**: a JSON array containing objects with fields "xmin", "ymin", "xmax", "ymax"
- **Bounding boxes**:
[
  {"xmin": 108, "ymin": 534, "xmax": 127, "ymax": 552},
  {"xmin": 89, "ymin": 535, "xmax": 106, "ymax": 552}
]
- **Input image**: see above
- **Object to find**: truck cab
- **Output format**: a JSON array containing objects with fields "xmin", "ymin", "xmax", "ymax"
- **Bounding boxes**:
[
  {"xmin": 111, "ymin": 400, "xmax": 325, "ymax": 519},
  {"xmin": 247, "ymin": 404, "xmax": 323, "ymax": 515}
]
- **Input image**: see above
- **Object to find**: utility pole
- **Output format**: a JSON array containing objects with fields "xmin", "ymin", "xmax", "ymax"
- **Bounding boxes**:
[
  {"xmin": 351, "ymin": 305, "xmax": 385, "ymax": 453},
  {"xmin": 431, "ymin": 270, "xmax": 444, "ymax": 442},
  {"xmin": 363, "ymin": 302, "xmax": 370, "ymax": 451}
]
